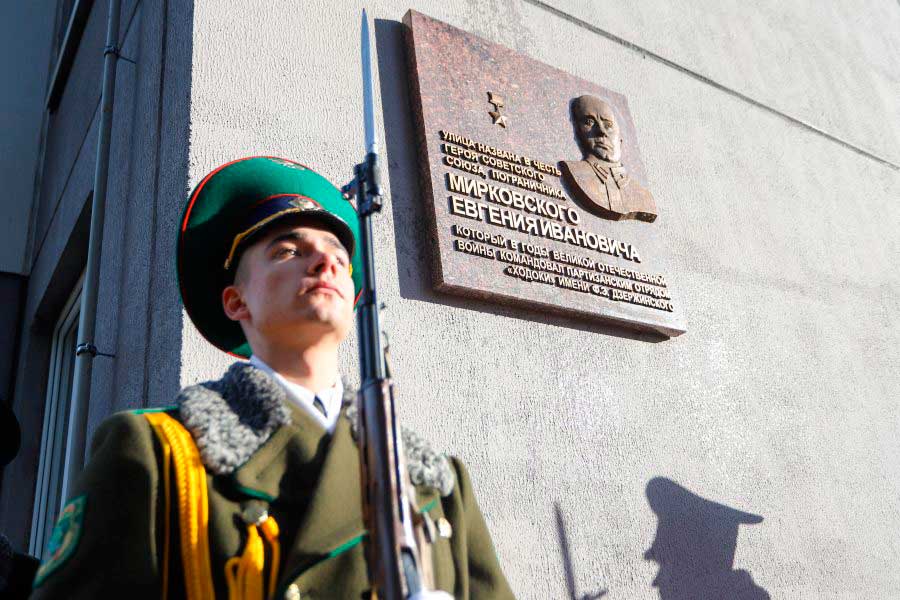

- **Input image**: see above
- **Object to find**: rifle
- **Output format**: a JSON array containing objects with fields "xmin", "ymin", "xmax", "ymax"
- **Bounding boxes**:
[{"xmin": 343, "ymin": 10, "xmax": 445, "ymax": 600}]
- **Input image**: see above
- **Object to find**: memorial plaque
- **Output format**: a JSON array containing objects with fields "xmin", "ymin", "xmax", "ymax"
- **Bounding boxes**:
[{"xmin": 403, "ymin": 11, "xmax": 686, "ymax": 337}]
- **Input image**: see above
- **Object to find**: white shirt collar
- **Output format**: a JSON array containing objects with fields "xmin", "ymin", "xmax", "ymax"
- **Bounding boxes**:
[{"xmin": 249, "ymin": 355, "xmax": 343, "ymax": 434}]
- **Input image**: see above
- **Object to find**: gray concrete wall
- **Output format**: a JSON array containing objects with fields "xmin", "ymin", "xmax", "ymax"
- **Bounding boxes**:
[
  {"xmin": 4, "ymin": 0, "xmax": 898, "ymax": 597},
  {"xmin": 0, "ymin": 3, "xmax": 55, "ymax": 275},
  {"xmin": 0, "ymin": 0, "xmax": 194, "ymax": 550},
  {"xmin": 183, "ymin": 1, "xmax": 900, "ymax": 598},
  {"xmin": 537, "ymin": 0, "xmax": 900, "ymax": 167}
]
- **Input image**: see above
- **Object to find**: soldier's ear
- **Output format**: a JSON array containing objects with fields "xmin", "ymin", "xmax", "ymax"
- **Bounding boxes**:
[{"xmin": 222, "ymin": 285, "xmax": 250, "ymax": 322}]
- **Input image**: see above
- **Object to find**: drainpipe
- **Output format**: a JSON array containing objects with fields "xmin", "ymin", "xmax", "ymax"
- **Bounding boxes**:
[{"xmin": 62, "ymin": 0, "xmax": 121, "ymax": 499}]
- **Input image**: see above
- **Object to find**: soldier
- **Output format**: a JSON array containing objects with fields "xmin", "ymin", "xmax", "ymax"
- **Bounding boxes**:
[{"xmin": 31, "ymin": 157, "xmax": 515, "ymax": 599}]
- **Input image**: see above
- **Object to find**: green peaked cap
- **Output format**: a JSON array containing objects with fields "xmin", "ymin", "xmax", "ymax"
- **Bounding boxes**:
[{"xmin": 177, "ymin": 156, "xmax": 362, "ymax": 358}]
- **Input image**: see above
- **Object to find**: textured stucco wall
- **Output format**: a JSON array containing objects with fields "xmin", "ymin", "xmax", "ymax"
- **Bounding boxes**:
[
  {"xmin": 537, "ymin": 0, "xmax": 900, "ymax": 167},
  {"xmin": 187, "ymin": 0, "xmax": 896, "ymax": 597}
]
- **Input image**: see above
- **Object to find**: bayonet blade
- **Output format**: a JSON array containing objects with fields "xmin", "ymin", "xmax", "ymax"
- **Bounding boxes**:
[{"xmin": 361, "ymin": 9, "xmax": 378, "ymax": 155}]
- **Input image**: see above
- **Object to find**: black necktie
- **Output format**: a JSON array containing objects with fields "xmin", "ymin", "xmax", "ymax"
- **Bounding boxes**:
[{"xmin": 312, "ymin": 395, "xmax": 327, "ymax": 417}]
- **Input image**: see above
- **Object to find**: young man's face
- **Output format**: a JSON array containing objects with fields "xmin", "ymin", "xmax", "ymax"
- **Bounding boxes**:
[{"xmin": 222, "ymin": 219, "xmax": 355, "ymax": 350}]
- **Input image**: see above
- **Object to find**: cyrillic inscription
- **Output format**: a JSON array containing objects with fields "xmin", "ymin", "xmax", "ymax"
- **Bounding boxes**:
[
  {"xmin": 405, "ymin": 10, "xmax": 684, "ymax": 335},
  {"xmin": 451, "ymin": 223, "xmax": 672, "ymax": 312}
]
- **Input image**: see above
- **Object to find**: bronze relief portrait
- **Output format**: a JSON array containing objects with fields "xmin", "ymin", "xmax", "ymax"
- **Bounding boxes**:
[{"xmin": 561, "ymin": 95, "xmax": 658, "ymax": 223}]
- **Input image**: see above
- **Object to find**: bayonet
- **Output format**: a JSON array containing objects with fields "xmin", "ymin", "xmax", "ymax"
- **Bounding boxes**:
[
  {"xmin": 361, "ymin": 9, "xmax": 378, "ymax": 157},
  {"xmin": 351, "ymin": 9, "xmax": 441, "ymax": 600}
]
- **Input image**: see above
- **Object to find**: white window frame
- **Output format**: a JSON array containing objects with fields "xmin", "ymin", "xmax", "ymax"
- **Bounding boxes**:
[{"xmin": 29, "ymin": 272, "xmax": 85, "ymax": 557}]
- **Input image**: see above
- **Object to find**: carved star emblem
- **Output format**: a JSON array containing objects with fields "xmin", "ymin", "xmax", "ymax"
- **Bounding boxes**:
[{"xmin": 488, "ymin": 91, "xmax": 508, "ymax": 127}]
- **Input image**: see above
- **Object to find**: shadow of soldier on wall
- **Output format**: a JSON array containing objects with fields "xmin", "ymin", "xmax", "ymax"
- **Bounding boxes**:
[{"xmin": 644, "ymin": 477, "xmax": 770, "ymax": 600}]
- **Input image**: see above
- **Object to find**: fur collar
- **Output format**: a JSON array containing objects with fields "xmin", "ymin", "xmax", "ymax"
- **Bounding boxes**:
[
  {"xmin": 177, "ymin": 362, "xmax": 291, "ymax": 476},
  {"xmin": 176, "ymin": 362, "xmax": 454, "ymax": 496}
]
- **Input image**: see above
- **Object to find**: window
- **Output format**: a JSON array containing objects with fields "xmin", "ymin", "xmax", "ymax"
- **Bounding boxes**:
[{"xmin": 29, "ymin": 273, "xmax": 84, "ymax": 557}]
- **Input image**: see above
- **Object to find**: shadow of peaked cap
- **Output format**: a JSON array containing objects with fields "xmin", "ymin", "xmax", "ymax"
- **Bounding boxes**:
[
  {"xmin": 177, "ymin": 156, "xmax": 363, "ymax": 359},
  {"xmin": 644, "ymin": 477, "xmax": 763, "ymax": 572}
]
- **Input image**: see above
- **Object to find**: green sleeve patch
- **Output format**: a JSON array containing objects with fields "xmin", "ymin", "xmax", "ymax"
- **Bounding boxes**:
[{"xmin": 32, "ymin": 494, "xmax": 87, "ymax": 588}]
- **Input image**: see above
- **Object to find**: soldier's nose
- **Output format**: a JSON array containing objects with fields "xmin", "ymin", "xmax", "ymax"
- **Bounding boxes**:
[{"xmin": 311, "ymin": 251, "xmax": 341, "ymax": 276}]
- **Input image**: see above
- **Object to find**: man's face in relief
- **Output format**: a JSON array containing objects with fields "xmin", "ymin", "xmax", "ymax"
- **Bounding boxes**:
[
  {"xmin": 573, "ymin": 95, "xmax": 623, "ymax": 163},
  {"xmin": 222, "ymin": 219, "xmax": 355, "ymax": 349}
]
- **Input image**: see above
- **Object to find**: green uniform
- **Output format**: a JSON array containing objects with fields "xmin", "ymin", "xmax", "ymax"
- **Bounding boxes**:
[
  {"xmin": 31, "ymin": 362, "xmax": 515, "ymax": 599},
  {"xmin": 31, "ymin": 157, "xmax": 514, "ymax": 598}
]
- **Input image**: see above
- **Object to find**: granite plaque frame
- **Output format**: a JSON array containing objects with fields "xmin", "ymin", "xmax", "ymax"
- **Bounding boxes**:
[{"xmin": 403, "ymin": 10, "xmax": 686, "ymax": 337}]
